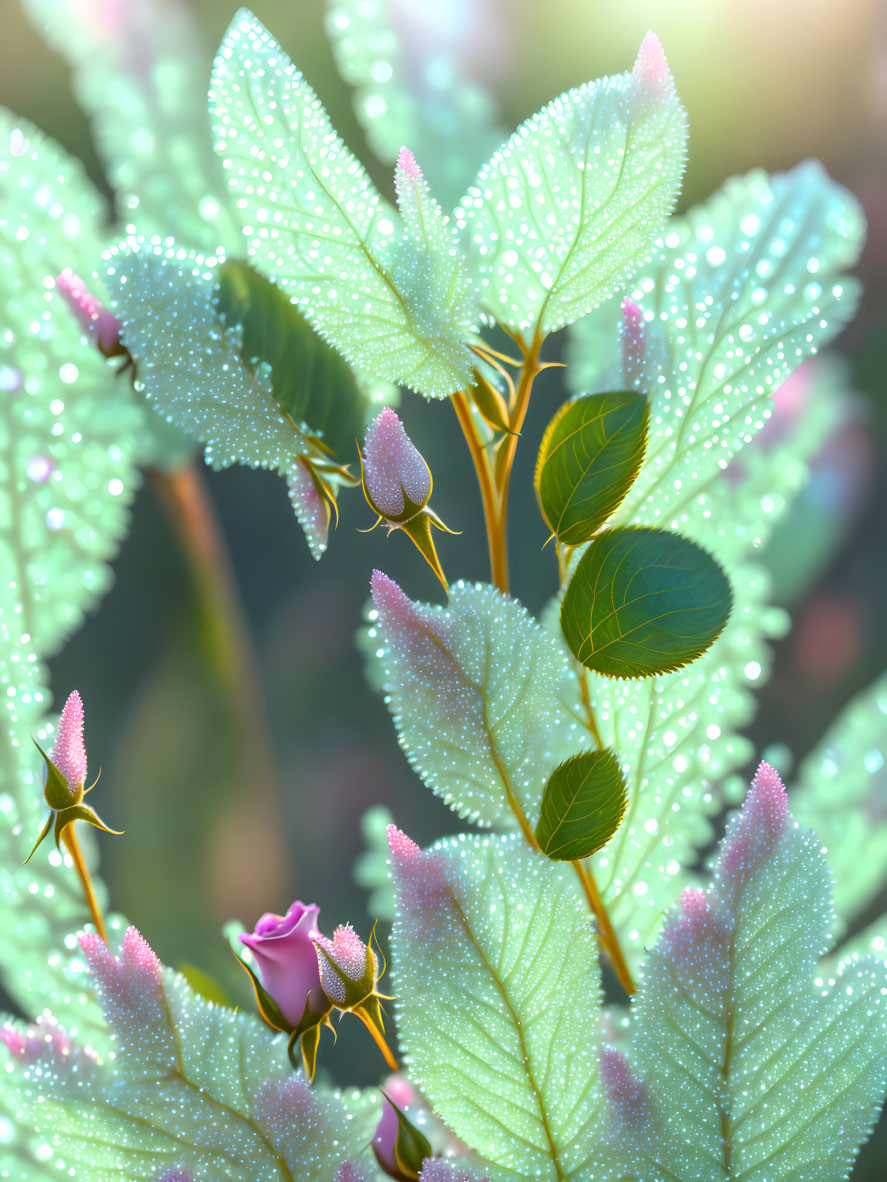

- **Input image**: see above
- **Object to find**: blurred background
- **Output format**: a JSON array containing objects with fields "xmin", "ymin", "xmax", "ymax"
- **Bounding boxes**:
[{"xmin": 2, "ymin": 0, "xmax": 886, "ymax": 1169}]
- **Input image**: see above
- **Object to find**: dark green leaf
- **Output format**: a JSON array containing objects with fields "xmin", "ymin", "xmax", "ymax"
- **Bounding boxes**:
[
  {"xmin": 535, "ymin": 391, "xmax": 648, "ymax": 546},
  {"xmin": 560, "ymin": 526, "xmax": 732, "ymax": 678},
  {"xmin": 214, "ymin": 260, "xmax": 364, "ymax": 458},
  {"xmin": 32, "ymin": 738, "xmax": 73, "ymax": 810},
  {"xmin": 536, "ymin": 749, "xmax": 627, "ymax": 860}
]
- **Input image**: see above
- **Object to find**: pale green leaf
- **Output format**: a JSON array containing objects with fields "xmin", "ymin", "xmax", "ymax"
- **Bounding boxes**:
[
  {"xmin": 16, "ymin": 927, "xmax": 380, "ymax": 1180},
  {"xmin": 22, "ymin": 0, "xmax": 241, "ymax": 254},
  {"xmin": 454, "ymin": 36, "xmax": 687, "ymax": 336},
  {"xmin": 603, "ymin": 767, "xmax": 887, "ymax": 1181},
  {"xmin": 209, "ymin": 9, "xmax": 477, "ymax": 398},
  {"xmin": 791, "ymin": 670, "xmax": 887, "ymax": 932},
  {"xmin": 568, "ymin": 164, "xmax": 865, "ymax": 535},
  {"xmin": 0, "ymin": 111, "xmax": 145, "ymax": 657},
  {"xmin": 371, "ymin": 574, "xmax": 585, "ymax": 829},
  {"xmin": 325, "ymin": 0, "xmax": 506, "ymax": 210},
  {"xmin": 107, "ymin": 241, "xmax": 305, "ymax": 470},
  {"xmin": 0, "ymin": 1042, "xmax": 61, "ymax": 1181},
  {"xmin": 391, "ymin": 833, "xmax": 605, "ymax": 1179}
]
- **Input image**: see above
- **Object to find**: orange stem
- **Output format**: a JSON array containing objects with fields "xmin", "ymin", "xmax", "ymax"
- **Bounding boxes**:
[{"xmin": 63, "ymin": 825, "xmax": 108, "ymax": 943}]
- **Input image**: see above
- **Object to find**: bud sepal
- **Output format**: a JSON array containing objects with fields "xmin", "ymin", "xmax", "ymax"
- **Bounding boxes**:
[
  {"xmin": 26, "ymin": 739, "xmax": 122, "ymax": 864},
  {"xmin": 376, "ymin": 1086, "xmax": 433, "ymax": 1181}
]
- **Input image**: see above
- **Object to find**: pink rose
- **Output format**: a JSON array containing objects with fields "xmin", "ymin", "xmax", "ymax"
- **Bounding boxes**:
[{"xmin": 240, "ymin": 901, "xmax": 324, "ymax": 1027}]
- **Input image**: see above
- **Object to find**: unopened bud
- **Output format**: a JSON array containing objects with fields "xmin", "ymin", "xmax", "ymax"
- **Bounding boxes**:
[
  {"xmin": 56, "ymin": 269, "xmax": 123, "ymax": 357},
  {"xmin": 362, "ymin": 409, "xmax": 432, "ymax": 525}
]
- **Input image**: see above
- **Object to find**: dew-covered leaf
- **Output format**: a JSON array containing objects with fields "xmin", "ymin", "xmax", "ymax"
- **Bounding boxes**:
[
  {"xmin": 390, "ymin": 830, "xmax": 605, "ymax": 1178},
  {"xmin": 370, "ymin": 573, "xmax": 583, "ymax": 829},
  {"xmin": 210, "ymin": 10, "xmax": 477, "ymax": 398},
  {"xmin": 567, "ymin": 164, "xmax": 865, "ymax": 535},
  {"xmin": 455, "ymin": 33, "xmax": 687, "ymax": 336},
  {"xmin": 536, "ymin": 749, "xmax": 627, "ymax": 860},
  {"xmin": 535, "ymin": 391, "xmax": 648, "ymax": 546},
  {"xmin": 560, "ymin": 526, "xmax": 732, "ymax": 678},
  {"xmin": 22, "ymin": 0, "xmax": 241, "ymax": 254},
  {"xmin": 13, "ymin": 927, "xmax": 380, "ymax": 1181},
  {"xmin": 791, "ymin": 670, "xmax": 887, "ymax": 933},
  {"xmin": 214, "ymin": 259, "xmax": 364, "ymax": 457},
  {"xmin": 325, "ymin": 0, "xmax": 506, "ymax": 210},
  {"xmin": 601, "ymin": 764, "xmax": 887, "ymax": 1181},
  {"xmin": 107, "ymin": 240, "xmax": 356, "ymax": 557},
  {"xmin": 0, "ymin": 112, "xmax": 145, "ymax": 657}
]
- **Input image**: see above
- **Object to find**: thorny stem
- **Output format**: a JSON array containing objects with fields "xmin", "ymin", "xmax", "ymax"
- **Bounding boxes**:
[
  {"xmin": 148, "ymin": 462, "xmax": 287, "ymax": 910},
  {"xmin": 572, "ymin": 859, "xmax": 636, "ymax": 996},
  {"xmin": 452, "ymin": 332, "xmax": 636, "ymax": 995},
  {"xmin": 62, "ymin": 825, "xmax": 108, "ymax": 943}
]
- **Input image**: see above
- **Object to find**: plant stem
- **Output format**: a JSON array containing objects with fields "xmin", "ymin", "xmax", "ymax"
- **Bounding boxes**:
[
  {"xmin": 451, "ymin": 330, "xmax": 544, "ymax": 594},
  {"xmin": 572, "ymin": 859, "xmax": 635, "ymax": 995},
  {"xmin": 451, "ymin": 390, "xmax": 508, "ymax": 590},
  {"xmin": 63, "ymin": 825, "xmax": 108, "ymax": 943},
  {"xmin": 453, "ymin": 333, "xmax": 635, "ymax": 996},
  {"xmin": 148, "ymin": 462, "xmax": 287, "ymax": 912}
]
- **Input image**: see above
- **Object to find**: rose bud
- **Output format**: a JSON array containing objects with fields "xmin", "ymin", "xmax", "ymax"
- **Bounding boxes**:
[
  {"xmin": 373, "ymin": 1075, "xmax": 432, "ymax": 1181},
  {"xmin": 56, "ymin": 268, "xmax": 124, "ymax": 357},
  {"xmin": 361, "ymin": 408, "xmax": 432, "ymax": 525},
  {"xmin": 359, "ymin": 409, "xmax": 456, "ymax": 591},
  {"xmin": 312, "ymin": 923, "xmax": 399, "ymax": 1070},
  {"xmin": 27, "ymin": 690, "xmax": 122, "ymax": 863}
]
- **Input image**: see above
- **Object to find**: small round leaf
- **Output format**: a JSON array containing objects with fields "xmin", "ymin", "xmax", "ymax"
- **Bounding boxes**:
[
  {"xmin": 536, "ymin": 749, "xmax": 628, "ymax": 860},
  {"xmin": 535, "ymin": 392, "xmax": 648, "ymax": 546},
  {"xmin": 560, "ymin": 526, "xmax": 732, "ymax": 678}
]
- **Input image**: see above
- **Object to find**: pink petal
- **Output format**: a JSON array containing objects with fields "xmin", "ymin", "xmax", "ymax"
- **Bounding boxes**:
[{"xmin": 397, "ymin": 146, "xmax": 423, "ymax": 181}]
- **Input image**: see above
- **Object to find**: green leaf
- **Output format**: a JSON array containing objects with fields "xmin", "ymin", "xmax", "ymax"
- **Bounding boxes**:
[
  {"xmin": 455, "ymin": 33, "xmax": 687, "ymax": 336},
  {"xmin": 391, "ymin": 834, "xmax": 605, "ymax": 1178},
  {"xmin": 602, "ymin": 765, "xmax": 887, "ymax": 1181},
  {"xmin": 16, "ymin": 927, "xmax": 380, "ymax": 1180},
  {"xmin": 535, "ymin": 391, "xmax": 648, "ymax": 545},
  {"xmin": 371, "ymin": 573, "xmax": 584, "ymax": 829},
  {"xmin": 561, "ymin": 526, "xmax": 732, "ymax": 678},
  {"xmin": 536, "ymin": 749, "xmax": 627, "ymax": 860},
  {"xmin": 567, "ymin": 164, "xmax": 865, "ymax": 535},
  {"xmin": 214, "ymin": 259, "xmax": 364, "ymax": 458},
  {"xmin": 325, "ymin": 0, "xmax": 506, "ymax": 210},
  {"xmin": 554, "ymin": 360, "xmax": 839, "ymax": 976},
  {"xmin": 209, "ymin": 10, "xmax": 477, "ymax": 398},
  {"xmin": 22, "ymin": 0, "xmax": 242, "ymax": 254}
]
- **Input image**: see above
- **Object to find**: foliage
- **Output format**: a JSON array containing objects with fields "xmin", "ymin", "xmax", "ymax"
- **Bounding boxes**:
[{"xmin": 1, "ymin": 1, "xmax": 885, "ymax": 1180}]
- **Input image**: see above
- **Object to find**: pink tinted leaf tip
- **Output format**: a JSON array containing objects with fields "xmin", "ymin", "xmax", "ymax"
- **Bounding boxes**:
[
  {"xmin": 633, "ymin": 31, "xmax": 670, "ymax": 84},
  {"xmin": 387, "ymin": 824, "xmax": 422, "ymax": 861},
  {"xmin": 396, "ymin": 146, "xmax": 423, "ymax": 180}
]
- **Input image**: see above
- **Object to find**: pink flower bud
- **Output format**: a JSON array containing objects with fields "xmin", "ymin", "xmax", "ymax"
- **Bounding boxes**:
[
  {"xmin": 56, "ymin": 268, "xmax": 122, "ymax": 356},
  {"xmin": 362, "ymin": 408, "xmax": 432, "ymax": 522},
  {"xmin": 311, "ymin": 923, "xmax": 377, "ymax": 1005},
  {"xmin": 240, "ymin": 901, "xmax": 325, "ymax": 1027},
  {"xmin": 373, "ymin": 1075, "xmax": 418, "ymax": 1177},
  {"xmin": 51, "ymin": 690, "xmax": 87, "ymax": 793}
]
